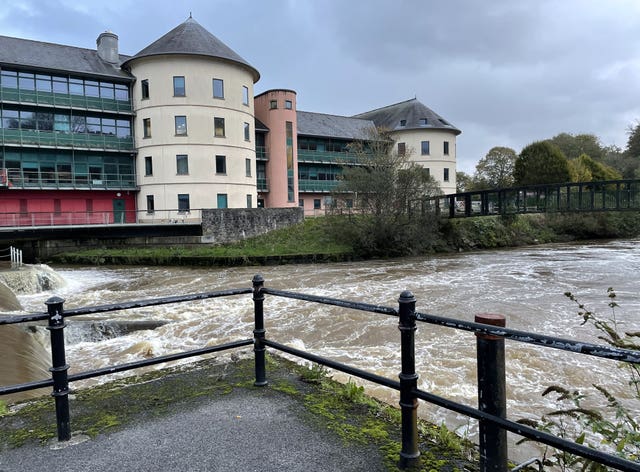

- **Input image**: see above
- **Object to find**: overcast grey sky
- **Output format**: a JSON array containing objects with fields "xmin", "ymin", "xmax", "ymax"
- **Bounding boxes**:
[{"xmin": 3, "ymin": 0, "xmax": 640, "ymax": 173}]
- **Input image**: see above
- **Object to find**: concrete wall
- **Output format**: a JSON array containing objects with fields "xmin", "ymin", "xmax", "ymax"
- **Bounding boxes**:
[{"xmin": 201, "ymin": 207, "xmax": 303, "ymax": 244}]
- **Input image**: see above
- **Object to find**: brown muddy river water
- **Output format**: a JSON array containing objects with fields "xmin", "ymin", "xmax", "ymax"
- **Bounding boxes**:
[{"xmin": 14, "ymin": 239, "xmax": 640, "ymax": 462}]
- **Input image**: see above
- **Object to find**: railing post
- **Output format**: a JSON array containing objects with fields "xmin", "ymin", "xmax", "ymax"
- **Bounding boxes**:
[
  {"xmin": 398, "ymin": 291, "xmax": 419, "ymax": 468},
  {"xmin": 252, "ymin": 274, "xmax": 267, "ymax": 387},
  {"xmin": 46, "ymin": 296, "xmax": 71, "ymax": 441},
  {"xmin": 476, "ymin": 313, "xmax": 507, "ymax": 472}
]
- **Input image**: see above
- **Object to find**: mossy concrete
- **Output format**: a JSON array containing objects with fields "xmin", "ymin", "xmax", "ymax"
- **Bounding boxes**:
[{"xmin": 0, "ymin": 354, "xmax": 478, "ymax": 471}]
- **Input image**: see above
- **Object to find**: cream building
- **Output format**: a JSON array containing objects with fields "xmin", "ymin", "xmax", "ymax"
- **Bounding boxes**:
[
  {"xmin": 354, "ymin": 99, "xmax": 460, "ymax": 195},
  {"xmin": 123, "ymin": 17, "xmax": 260, "ymax": 221}
]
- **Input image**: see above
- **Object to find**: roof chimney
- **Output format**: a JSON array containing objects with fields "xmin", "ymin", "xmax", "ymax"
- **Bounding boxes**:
[{"xmin": 97, "ymin": 31, "xmax": 119, "ymax": 64}]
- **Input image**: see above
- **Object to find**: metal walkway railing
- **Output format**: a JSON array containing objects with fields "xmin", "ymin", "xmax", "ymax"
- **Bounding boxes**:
[{"xmin": 1, "ymin": 275, "xmax": 638, "ymax": 471}]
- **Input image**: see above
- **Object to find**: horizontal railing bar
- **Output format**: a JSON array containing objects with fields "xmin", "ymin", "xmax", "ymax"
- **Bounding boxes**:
[
  {"xmin": 264, "ymin": 339, "xmax": 401, "ymax": 391},
  {"xmin": 0, "ymin": 287, "xmax": 254, "ymax": 325},
  {"xmin": 412, "ymin": 388, "xmax": 639, "ymax": 472},
  {"xmin": 0, "ymin": 339, "xmax": 253, "ymax": 397},
  {"xmin": 68, "ymin": 339, "xmax": 253, "ymax": 382},
  {"xmin": 414, "ymin": 311, "xmax": 640, "ymax": 364},
  {"xmin": 0, "ymin": 378, "xmax": 53, "ymax": 395},
  {"xmin": 262, "ymin": 288, "xmax": 398, "ymax": 317}
]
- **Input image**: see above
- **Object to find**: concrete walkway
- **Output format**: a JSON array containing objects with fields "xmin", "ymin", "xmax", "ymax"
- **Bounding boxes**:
[
  {"xmin": 0, "ymin": 357, "xmax": 391, "ymax": 472},
  {"xmin": 0, "ymin": 387, "xmax": 387, "ymax": 472}
]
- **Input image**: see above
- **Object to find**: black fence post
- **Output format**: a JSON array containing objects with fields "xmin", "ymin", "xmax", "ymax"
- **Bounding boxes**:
[
  {"xmin": 45, "ymin": 296, "xmax": 71, "ymax": 442},
  {"xmin": 476, "ymin": 313, "xmax": 507, "ymax": 472},
  {"xmin": 252, "ymin": 274, "xmax": 267, "ymax": 387},
  {"xmin": 398, "ymin": 291, "xmax": 420, "ymax": 468}
]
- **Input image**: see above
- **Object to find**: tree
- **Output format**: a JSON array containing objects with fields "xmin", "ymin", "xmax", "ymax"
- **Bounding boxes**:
[
  {"xmin": 625, "ymin": 121, "xmax": 640, "ymax": 159},
  {"xmin": 455, "ymin": 171, "xmax": 474, "ymax": 193},
  {"xmin": 603, "ymin": 144, "xmax": 640, "ymax": 179},
  {"xmin": 571, "ymin": 154, "xmax": 622, "ymax": 182},
  {"xmin": 546, "ymin": 133, "xmax": 606, "ymax": 162},
  {"xmin": 514, "ymin": 141, "xmax": 572, "ymax": 186},
  {"xmin": 328, "ymin": 129, "xmax": 442, "ymax": 257},
  {"xmin": 474, "ymin": 146, "xmax": 516, "ymax": 189}
]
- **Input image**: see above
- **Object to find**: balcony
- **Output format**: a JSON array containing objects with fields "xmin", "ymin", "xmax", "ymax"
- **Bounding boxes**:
[
  {"xmin": 255, "ymin": 146, "xmax": 269, "ymax": 161},
  {"xmin": 297, "ymin": 179, "xmax": 340, "ymax": 193},
  {"xmin": 0, "ymin": 87, "xmax": 133, "ymax": 113},
  {"xmin": 3, "ymin": 168, "xmax": 136, "ymax": 190},
  {"xmin": 257, "ymin": 178, "xmax": 269, "ymax": 192},
  {"xmin": 1, "ymin": 129, "xmax": 134, "ymax": 152},
  {"xmin": 297, "ymin": 149, "xmax": 360, "ymax": 165}
]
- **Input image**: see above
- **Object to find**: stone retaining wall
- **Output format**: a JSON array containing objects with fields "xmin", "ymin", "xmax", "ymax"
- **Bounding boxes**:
[{"xmin": 201, "ymin": 208, "xmax": 304, "ymax": 244}]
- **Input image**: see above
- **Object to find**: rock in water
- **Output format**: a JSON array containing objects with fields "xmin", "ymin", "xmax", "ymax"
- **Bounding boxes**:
[
  {"xmin": 0, "ymin": 280, "xmax": 22, "ymax": 312},
  {"xmin": 0, "ymin": 264, "xmax": 66, "ymax": 295}
]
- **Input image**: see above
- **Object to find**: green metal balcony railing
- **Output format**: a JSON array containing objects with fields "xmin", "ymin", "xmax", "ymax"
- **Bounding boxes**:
[
  {"xmin": 3, "ymin": 168, "xmax": 136, "ymax": 190},
  {"xmin": 257, "ymin": 178, "xmax": 269, "ymax": 192},
  {"xmin": 297, "ymin": 149, "xmax": 360, "ymax": 165},
  {"xmin": 297, "ymin": 179, "xmax": 340, "ymax": 193},
  {"xmin": 255, "ymin": 146, "xmax": 269, "ymax": 160},
  {"xmin": 0, "ymin": 87, "xmax": 133, "ymax": 113},
  {"xmin": 1, "ymin": 129, "xmax": 134, "ymax": 151}
]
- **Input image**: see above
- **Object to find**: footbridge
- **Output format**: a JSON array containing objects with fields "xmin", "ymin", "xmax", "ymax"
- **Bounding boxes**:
[{"xmin": 427, "ymin": 179, "xmax": 640, "ymax": 218}]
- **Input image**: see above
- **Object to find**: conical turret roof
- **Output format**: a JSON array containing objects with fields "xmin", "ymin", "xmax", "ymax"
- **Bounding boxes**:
[
  {"xmin": 123, "ymin": 17, "xmax": 259, "ymax": 82},
  {"xmin": 354, "ymin": 98, "xmax": 460, "ymax": 135}
]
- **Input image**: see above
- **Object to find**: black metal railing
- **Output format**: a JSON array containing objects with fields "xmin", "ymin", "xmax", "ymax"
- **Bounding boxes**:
[
  {"xmin": 425, "ymin": 179, "xmax": 640, "ymax": 218},
  {"xmin": 1, "ymin": 275, "xmax": 639, "ymax": 471}
]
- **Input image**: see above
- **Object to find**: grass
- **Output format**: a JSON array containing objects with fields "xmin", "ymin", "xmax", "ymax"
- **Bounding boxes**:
[{"xmin": 50, "ymin": 217, "xmax": 353, "ymax": 265}]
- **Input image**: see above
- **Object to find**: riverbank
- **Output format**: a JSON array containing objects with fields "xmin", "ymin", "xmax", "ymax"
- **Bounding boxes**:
[
  {"xmin": 0, "ymin": 354, "xmax": 478, "ymax": 471},
  {"xmin": 48, "ymin": 212, "xmax": 640, "ymax": 266}
]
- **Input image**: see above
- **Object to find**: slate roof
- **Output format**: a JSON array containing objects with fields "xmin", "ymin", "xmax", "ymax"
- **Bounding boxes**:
[
  {"xmin": 0, "ymin": 35, "xmax": 132, "ymax": 81},
  {"xmin": 353, "ymin": 98, "xmax": 461, "ymax": 135},
  {"xmin": 255, "ymin": 117, "xmax": 269, "ymax": 132},
  {"xmin": 297, "ymin": 111, "xmax": 376, "ymax": 140},
  {"xmin": 123, "ymin": 17, "xmax": 259, "ymax": 82}
]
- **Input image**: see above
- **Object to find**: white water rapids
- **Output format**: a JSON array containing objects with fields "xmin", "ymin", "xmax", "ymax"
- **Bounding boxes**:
[{"xmin": 15, "ymin": 239, "xmax": 640, "ymax": 463}]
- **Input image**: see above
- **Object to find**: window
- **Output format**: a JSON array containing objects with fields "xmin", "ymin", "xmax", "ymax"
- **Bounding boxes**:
[
  {"xmin": 146, "ymin": 195, "xmax": 155, "ymax": 214},
  {"xmin": 269, "ymin": 100, "xmax": 277, "ymax": 109},
  {"xmin": 176, "ymin": 154, "xmax": 189, "ymax": 175},
  {"xmin": 217, "ymin": 193, "xmax": 228, "ymax": 209},
  {"xmin": 242, "ymin": 86, "xmax": 249, "ymax": 105},
  {"xmin": 213, "ymin": 78, "xmax": 224, "ymax": 98},
  {"xmin": 444, "ymin": 141, "xmax": 450, "ymax": 155},
  {"xmin": 285, "ymin": 100, "xmax": 292, "ymax": 110},
  {"xmin": 143, "ymin": 118, "xmax": 151, "ymax": 138},
  {"xmin": 444, "ymin": 168, "xmax": 450, "ymax": 182},
  {"xmin": 299, "ymin": 199, "xmax": 304, "ymax": 207},
  {"xmin": 245, "ymin": 158, "xmax": 251, "ymax": 177},
  {"xmin": 215, "ymin": 155, "xmax": 226, "ymax": 174},
  {"xmin": 244, "ymin": 122, "xmax": 250, "ymax": 141},
  {"xmin": 421, "ymin": 141, "xmax": 430, "ymax": 155},
  {"xmin": 419, "ymin": 118, "xmax": 428, "ymax": 126},
  {"xmin": 399, "ymin": 119, "xmax": 406, "ymax": 127},
  {"xmin": 170, "ymin": 115, "xmax": 187, "ymax": 136},
  {"xmin": 313, "ymin": 199, "xmax": 321, "ymax": 210},
  {"xmin": 178, "ymin": 194, "xmax": 190, "ymax": 213},
  {"xmin": 144, "ymin": 156, "xmax": 153, "ymax": 176},
  {"xmin": 246, "ymin": 194, "xmax": 252, "ymax": 208},
  {"xmin": 175, "ymin": 116, "xmax": 187, "ymax": 135},
  {"xmin": 214, "ymin": 117, "xmax": 225, "ymax": 137},
  {"xmin": 173, "ymin": 76, "xmax": 185, "ymax": 96},
  {"xmin": 398, "ymin": 142, "xmax": 406, "ymax": 156}
]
